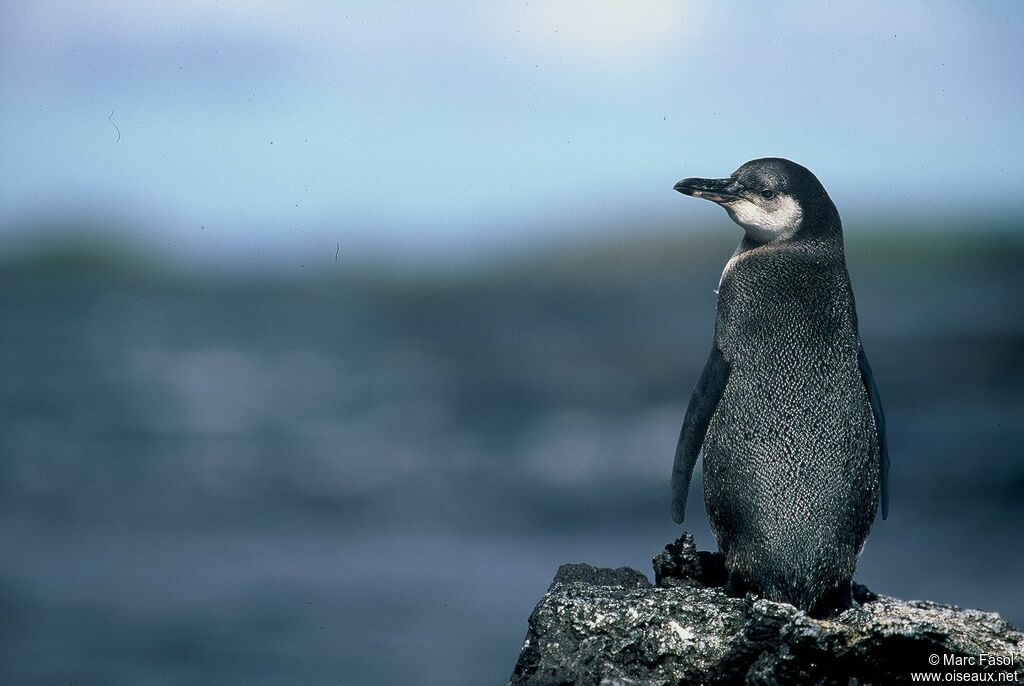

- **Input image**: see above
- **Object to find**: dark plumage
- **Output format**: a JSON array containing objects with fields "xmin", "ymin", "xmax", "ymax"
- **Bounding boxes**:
[{"xmin": 671, "ymin": 158, "xmax": 888, "ymax": 618}]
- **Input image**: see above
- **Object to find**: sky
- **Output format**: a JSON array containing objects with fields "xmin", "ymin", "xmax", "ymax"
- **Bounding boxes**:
[{"xmin": 1, "ymin": 1, "xmax": 1022, "ymax": 269}]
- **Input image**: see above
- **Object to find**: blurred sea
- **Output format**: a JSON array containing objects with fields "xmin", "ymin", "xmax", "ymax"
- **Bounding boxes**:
[{"xmin": 1, "ymin": 228, "xmax": 1022, "ymax": 684}]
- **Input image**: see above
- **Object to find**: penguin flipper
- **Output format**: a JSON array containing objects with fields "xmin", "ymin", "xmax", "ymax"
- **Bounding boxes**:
[
  {"xmin": 671, "ymin": 344, "xmax": 730, "ymax": 524},
  {"xmin": 857, "ymin": 348, "xmax": 889, "ymax": 520}
]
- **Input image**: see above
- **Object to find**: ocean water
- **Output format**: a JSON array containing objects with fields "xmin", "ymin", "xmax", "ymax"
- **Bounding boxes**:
[{"xmin": 2, "ymin": 238, "xmax": 1022, "ymax": 684}]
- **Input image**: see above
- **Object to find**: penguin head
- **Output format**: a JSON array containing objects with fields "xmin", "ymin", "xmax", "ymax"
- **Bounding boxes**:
[{"xmin": 674, "ymin": 158, "xmax": 832, "ymax": 243}]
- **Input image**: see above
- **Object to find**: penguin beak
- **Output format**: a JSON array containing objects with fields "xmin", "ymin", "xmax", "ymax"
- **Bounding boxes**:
[{"xmin": 673, "ymin": 177, "xmax": 742, "ymax": 204}]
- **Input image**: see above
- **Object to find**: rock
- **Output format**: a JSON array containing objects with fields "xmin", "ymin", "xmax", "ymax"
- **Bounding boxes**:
[
  {"xmin": 510, "ymin": 534, "xmax": 1024, "ymax": 685},
  {"xmin": 652, "ymin": 534, "xmax": 727, "ymax": 590}
]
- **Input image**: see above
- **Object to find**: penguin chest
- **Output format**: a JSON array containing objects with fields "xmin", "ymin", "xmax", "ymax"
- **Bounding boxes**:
[
  {"xmin": 701, "ymin": 361, "xmax": 878, "ymax": 551},
  {"xmin": 703, "ymin": 246, "xmax": 880, "ymax": 575}
]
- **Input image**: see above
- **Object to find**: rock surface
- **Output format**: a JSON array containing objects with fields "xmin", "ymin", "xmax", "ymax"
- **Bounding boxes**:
[{"xmin": 510, "ymin": 534, "xmax": 1024, "ymax": 685}]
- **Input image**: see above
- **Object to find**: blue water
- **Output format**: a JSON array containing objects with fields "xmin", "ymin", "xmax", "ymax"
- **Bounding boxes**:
[{"xmin": 2, "ymin": 242, "xmax": 1022, "ymax": 684}]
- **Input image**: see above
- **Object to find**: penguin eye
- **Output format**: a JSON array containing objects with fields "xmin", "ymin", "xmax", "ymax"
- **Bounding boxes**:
[{"xmin": 760, "ymin": 190, "xmax": 776, "ymax": 200}]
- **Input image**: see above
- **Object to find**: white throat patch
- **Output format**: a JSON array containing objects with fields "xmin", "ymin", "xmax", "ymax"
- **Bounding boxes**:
[{"xmin": 725, "ymin": 195, "xmax": 803, "ymax": 242}]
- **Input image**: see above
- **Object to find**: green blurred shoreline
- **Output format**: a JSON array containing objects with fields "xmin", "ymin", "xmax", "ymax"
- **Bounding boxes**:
[{"xmin": 3, "ymin": 215, "xmax": 1022, "ymax": 290}]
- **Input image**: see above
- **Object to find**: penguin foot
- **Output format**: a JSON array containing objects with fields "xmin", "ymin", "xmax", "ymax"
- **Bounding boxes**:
[
  {"xmin": 809, "ymin": 578, "xmax": 857, "ymax": 619},
  {"xmin": 725, "ymin": 570, "xmax": 750, "ymax": 598}
]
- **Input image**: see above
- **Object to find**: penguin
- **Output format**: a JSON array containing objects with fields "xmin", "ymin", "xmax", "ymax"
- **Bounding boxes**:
[{"xmin": 670, "ymin": 158, "xmax": 889, "ymax": 618}]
